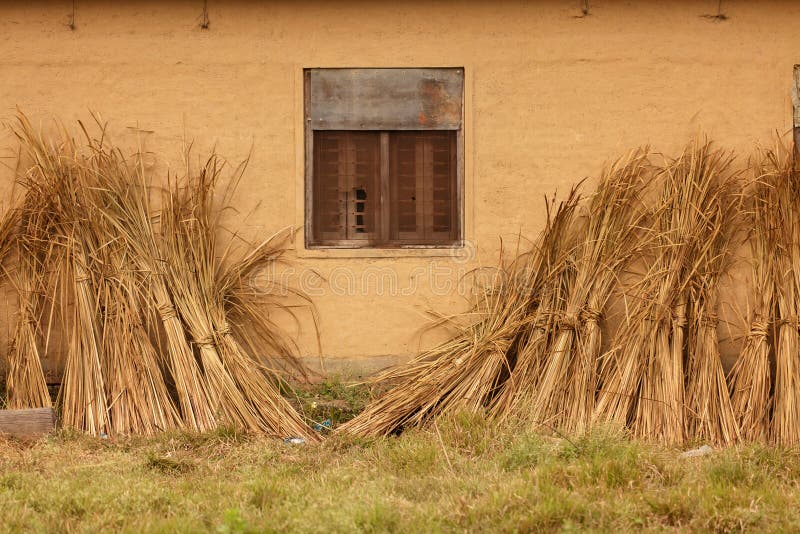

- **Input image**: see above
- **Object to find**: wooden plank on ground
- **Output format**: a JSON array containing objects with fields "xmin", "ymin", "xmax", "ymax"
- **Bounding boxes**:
[{"xmin": 0, "ymin": 408, "xmax": 57, "ymax": 439}]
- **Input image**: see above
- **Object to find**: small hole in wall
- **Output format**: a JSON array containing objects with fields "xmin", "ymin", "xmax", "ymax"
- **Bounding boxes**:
[{"xmin": 355, "ymin": 188, "xmax": 367, "ymax": 233}]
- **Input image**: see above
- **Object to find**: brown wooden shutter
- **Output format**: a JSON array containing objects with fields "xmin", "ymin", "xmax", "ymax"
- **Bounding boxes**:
[
  {"xmin": 389, "ymin": 131, "xmax": 457, "ymax": 244},
  {"xmin": 312, "ymin": 131, "xmax": 381, "ymax": 244}
]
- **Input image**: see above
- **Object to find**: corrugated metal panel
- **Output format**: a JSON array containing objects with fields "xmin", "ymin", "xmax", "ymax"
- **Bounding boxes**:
[{"xmin": 307, "ymin": 68, "xmax": 463, "ymax": 130}]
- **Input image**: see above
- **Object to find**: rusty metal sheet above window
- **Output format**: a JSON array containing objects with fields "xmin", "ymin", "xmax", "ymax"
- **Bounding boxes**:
[{"xmin": 306, "ymin": 68, "xmax": 463, "ymax": 131}]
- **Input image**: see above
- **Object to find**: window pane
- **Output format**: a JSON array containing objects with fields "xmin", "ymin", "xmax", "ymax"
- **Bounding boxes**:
[
  {"xmin": 390, "ymin": 131, "xmax": 457, "ymax": 243},
  {"xmin": 312, "ymin": 131, "xmax": 380, "ymax": 243}
]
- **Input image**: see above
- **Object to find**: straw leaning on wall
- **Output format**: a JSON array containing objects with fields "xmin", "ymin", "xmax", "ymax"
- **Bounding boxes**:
[
  {"xmin": 763, "ymin": 146, "xmax": 800, "ymax": 446},
  {"xmin": 486, "ymin": 189, "xmax": 582, "ymax": 421},
  {"xmin": 5, "ymin": 115, "xmax": 316, "ymax": 438},
  {"xmin": 341, "ymin": 152, "xmax": 652, "ymax": 438},
  {"xmin": 727, "ymin": 153, "xmax": 777, "ymax": 443},
  {"xmin": 14, "ymin": 125, "xmax": 110, "ymax": 434},
  {"xmin": 339, "ymin": 189, "xmax": 583, "ymax": 438},
  {"xmin": 594, "ymin": 141, "xmax": 737, "ymax": 445},
  {"xmin": 522, "ymin": 149, "xmax": 650, "ymax": 434},
  {"xmin": 6, "ymin": 255, "xmax": 51, "ymax": 410},
  {"xmin": 4, "ymin": 197, "xmax": 52, "ymax": 410},
  {"xmin": 683, "ymin": 170, "xmax": 739, "ymax": 445},
  {"xmin": 95, "ymin": 216, "xmax": 183, "ymax": 435},
  {"xmin": 160, "ymin": 174, "xmax": 265, "ymax": 433},
  {"xmin": 84, "ymin": 139, "xmax": 217, "ymax": 433},
  {"xmin": 160, "ymin": 155, "xmax": 316, "ymax": 440}
]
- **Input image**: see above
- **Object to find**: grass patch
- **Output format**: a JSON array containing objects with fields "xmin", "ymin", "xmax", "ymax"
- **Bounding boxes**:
[
  {"xmin": 294, "ymin": 378, "xmax": 376, "ymax": 428},
  {"xmin": 1, "ymin": 382, "xmax": 798, "ymax": 531},
  {"xmin": 145, "ymin": 453, "xmax": 196, "ymax": 475},
  {"xmin": 2, "ymin": 419, "xmax": 800, "ymax": 532}
]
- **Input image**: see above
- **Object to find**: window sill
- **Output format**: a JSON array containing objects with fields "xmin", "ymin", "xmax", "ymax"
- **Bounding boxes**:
[{"xmin": 296, "ymin": 243, "xmax": 468, "ymax": 260}]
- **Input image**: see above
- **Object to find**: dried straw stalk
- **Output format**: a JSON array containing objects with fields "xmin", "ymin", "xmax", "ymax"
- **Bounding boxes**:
[
  {"xmin": 340, "ymin": 189, "xmax": 582, "ymax": 437},
  {"xmin": 5, "ymin": 198, "xmax": 52, "ymax": 409},
  {"xmin": 765, "ymin": 145, "xmax": 800, "ymax": 445},
  {"xmin": 525, "ymin": 149, "xmax": 649, "ymax": 433},
  {"xmin": 595, "ymin": 140, "xmax": 735, "ymax": 445},
  {"xmin": 160, "ymin": 154, "xmax": 316, "ymax": 440},
  {"xmin": 727, "ymin": 156, "xmax": 775, "ymax": 442},
  {"xmin": 683, "ymin": 181, "xmax": 739, "ymax": 445}
]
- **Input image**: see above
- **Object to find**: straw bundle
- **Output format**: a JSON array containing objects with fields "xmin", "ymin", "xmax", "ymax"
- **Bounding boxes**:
[
  {"xmin": 99, "ymin": 276, "xmax": 183, "ymax": 435},
  {"xmin": 762, "ymin": 146, "xmax": 800, "ymax": 445},
  {"xmin": 523, "ymin": 149, "xmax": 649, "ymax": 433},
  {"xmin": 339, "ymin": 189, "xmax": 583, "ymax": 438},
  {"xmin": 6, "ymin": 114, "xmax": 315, "ymax": 438},
  {"xmin": 93, "ymin": 208, "xmax": 182, "ymax": 435},
  {"xmin": 160, "ymin": 178, "xmax": 264, "ymax": 432},
  {"xmin": 727, "ymin": 156, "xmax": 776, "ymax": 442},
  {"xmin": 683, "ymin": 173, "xmax": 739, "ymax": 445},
  {"xmin": 159, "ymin": 155, "xmax": 316, "ymax": 440},
  {"xmin": 12, "ymin": 123, "xmax": 108, "ymax": 434},
  {"xmin": 594, "ymin": 140, "xmax": 736, "ymax": 445},
  {"xmin": 5, "ymin": 259, "xmax": 51, "ymax": 409},
  {"xmin": 81, "ymin": 135, "xmax": 216, "ymax": 433},
  {"xmin": 4, "ymin": 198, "xmax": 52, "ymax": 409},
  {"xmin": 61, "ymin": 246, "xmax": 109, "ymax": 435},
  {"xmin": 486, "ymin": 190, "xmax": 582, "ymax": 420}
]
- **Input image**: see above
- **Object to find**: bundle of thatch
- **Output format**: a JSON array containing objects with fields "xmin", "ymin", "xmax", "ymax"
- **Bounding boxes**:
[
  {"xmin": 594, "ymin": 140, "xmax": 738, "ymax": 445},
  {"xmin": 339, "ymin": 188, "xmax": 583, "ymax": 437},
  {"xmin": 82, "ymin": 134, "xmax": 217, "ymax": 433},
  {"xmin": 4, "ymin": 114, "xmax": 316, "ymax": 439},
  {"xmin": 340, "ymin": 150, "xmax": 652, "ymax": 438},
  {"xmin": 485, "ymin": 189, "xmax": 582, "ymax": 420},
  {"xmin": 12, "ymin": 123, "xmax": 110, "ymax": 434},
  {"xmin": 758, "ymin": 146, "xmax": 800, "ymax": 446},
  {"xmin": 517, "ymin": 149, "xmax": 650, "ymax": 433},
  {"xmin": 727, "ymin": 150, "xmax": 778, "ymax": 442},
  {"xmin": 683, "ymin": 170, "xmax": 739, "ymax": 445},
  {"xmin": 4, "ymin": 196, "xmax": 52, "ymax": 410},
  {"xmin": 158, "ymin": 154, "xmax": 314, "ymax": 438},
  {"xmin": 93, "ymin": 192, "xmax": 183, "ymax": 435},
  {"xmin": 5, "ymin": 253, "xmax": 51, "ymax": 410}
]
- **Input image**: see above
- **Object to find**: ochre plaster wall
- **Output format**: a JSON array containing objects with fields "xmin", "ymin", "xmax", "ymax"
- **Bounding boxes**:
[{"xmin": 0, "ymin": 0, "xmax": 797, "ymax": 376}]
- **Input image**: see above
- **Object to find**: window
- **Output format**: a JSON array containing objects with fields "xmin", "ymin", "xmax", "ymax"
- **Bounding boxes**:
[{"xmin": 305, "ymin": 68, "xmax": 464, "ymax": 248}]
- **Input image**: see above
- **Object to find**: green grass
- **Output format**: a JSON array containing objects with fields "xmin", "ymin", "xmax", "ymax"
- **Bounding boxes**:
[
  {"xmin": 293, "ymin": 378, "xmax": 377, "ymax": 429},
  {"xmin": 2, "ymin": 381, "xmax": 800, "ymax": 532},
  {"xmin": 3, "ymin": 416, "xmax": 800, "ymax": 533}
]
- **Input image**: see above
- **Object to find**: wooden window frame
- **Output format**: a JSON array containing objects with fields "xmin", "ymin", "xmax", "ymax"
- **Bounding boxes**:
[
  {"xmin": 389, "ymin": 131, "xmax": 459, "ymax": 245},
  {"xmin": 312, "ymin": 131, "xmax": 382, "ymax": 245},
  {"xmin": 304, "ymin": 68, "xmax": 464, "ymax": 250}
]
